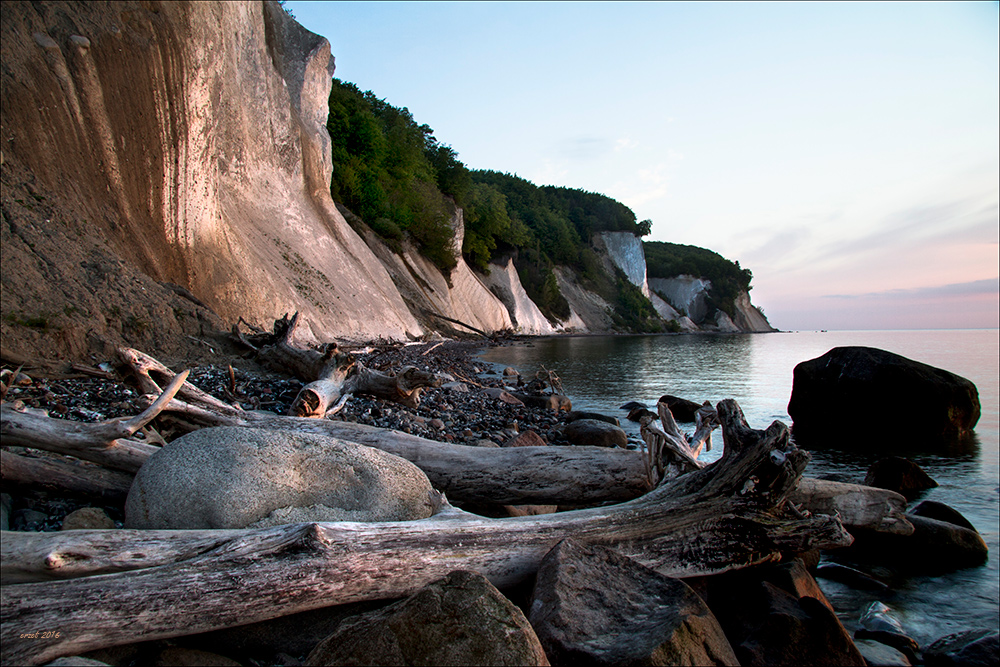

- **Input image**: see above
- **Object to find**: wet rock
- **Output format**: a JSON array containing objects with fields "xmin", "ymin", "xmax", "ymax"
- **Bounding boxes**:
[
  {"xmin": 706, "ymin": 563, "xmax": 865, "ymax": 666},
  {"xmin": 565, "ymin": 411, "xmax": 620, "ymax": 426},
  {"xmin": 909, "ymin": 500, "xmax": 978, "ymax": 531},
  {"xmin": 563, "ymin": 419, "xmax": 628, "ymax": 448},
  {"xmin": 839, "ymin": 514, "xmax": 988, "ymax": 574},
  {"xmin": 788, "ymin": 346, "xmax": 980, "ymax": 448},
  {"xmin": 863, "ymin": 457, "xmax": 938, "ymax": 500},
  {"xmin": 529, "ymin": 539, "xmax": 738, "ymax": 666},
  {"xmin": 61, "ymin": 507, "xmax": 116, "ymax": 530},
  {"xmin": 925, "ymin": 629, "xmax": 999, "ymax": 667},
  {"xmin": 854, "ymin": 602, "xmax": 920, "ymax": 662},
  {"xmin": 125, "ymin": 427, "xmax": 437, "ymax": 529},
  {"xmin": 815, "ymin": 563, "xmax": 890, "ymax": 593},
  {"xmin": 305, "ymin": 570, "xmax": 548, "ymax": 666},
  {"xmin": 510, "ymin": 392, "xmax": 572, "ymax": 412},
  {"xmin": 626, "ymin": 406, "xmax": 658, "ymax": 422},
  {"xmin": 854, "ymin": 639, "xmax": 912, "ymax": 666},
  {"xmin": 503, "ymin": 366, "xmax": 520, "ymax": 377},
  {"xmin": 619, "ymin": 401, "xmax": 646, "ymax": 411},
  {"xmin": 658, "ymin": 394, "xmax": 703, "ymax": 422},
  {"xmin": 504, "ymin": 430, "xmax": 547, "ymax": 447}
]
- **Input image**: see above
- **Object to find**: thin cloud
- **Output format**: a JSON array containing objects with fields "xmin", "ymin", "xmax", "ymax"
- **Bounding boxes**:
[
  {"xmin": 823, "ymin": 277, "xmax": 999, "ymax": 300},
  {"xmin": 555, "ymin": 136, "xmax": 611, "ymax": 160}
]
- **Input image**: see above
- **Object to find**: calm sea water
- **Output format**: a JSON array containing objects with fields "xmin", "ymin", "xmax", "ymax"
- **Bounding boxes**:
[{"xmin": 479, "ymin": 329, "xmax": 1000, "ymax": 645}]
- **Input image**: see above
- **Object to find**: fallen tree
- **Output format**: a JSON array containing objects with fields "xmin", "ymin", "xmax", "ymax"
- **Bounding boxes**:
[{"xmin": 0, "ymin": 399, "xmax": 852, "ymax": 665}]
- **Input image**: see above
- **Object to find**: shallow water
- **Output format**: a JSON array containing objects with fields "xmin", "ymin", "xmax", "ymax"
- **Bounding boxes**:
[{"xmin": 480, "ymin": 329, "xmax": 1000, "ymax": 645}]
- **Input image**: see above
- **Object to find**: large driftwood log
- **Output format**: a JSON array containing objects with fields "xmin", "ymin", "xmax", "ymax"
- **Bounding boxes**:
[
  {"xmin": 0, "ymin": 400, "xmax": 852, "ymax": 665},
  {"xmin": 789, "ymin": 477, "xmax": 913, "ymax": 536},
  {"xmin": 0, "ymin": 450, "xmax": 133, "ymax": 502}
]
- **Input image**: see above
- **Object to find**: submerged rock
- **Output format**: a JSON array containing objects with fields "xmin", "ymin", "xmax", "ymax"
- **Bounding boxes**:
[
  {"xmin": 788, "ymin": 347, "xmax": 980, "ymax": 448},
  {"xmin": 925, "ymin": 629, "xmax": 999, "ymax": 667},
  {"xmin": 864, "ymin": 456, "xmax": 939, "ymax": 500},
  {"xmin": 836, "ymin": 515, "xmax": 988, "ymax": 574},
  {"xmin": 658, "ymin": 394, "xmax": 704, "ymax": 422}
]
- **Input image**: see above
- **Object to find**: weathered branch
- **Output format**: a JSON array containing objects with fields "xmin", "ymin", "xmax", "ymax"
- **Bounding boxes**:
[
  {"xmin": 0, "ymin": 450, "xmax": 133, "ymax": 501},
  {"xmin": 0, "ymin": 400, "xmax": 851, "ymax": 665},
  {"xmin": 0, "ymin": 370, "xmax": 188, "ymax": 473}
]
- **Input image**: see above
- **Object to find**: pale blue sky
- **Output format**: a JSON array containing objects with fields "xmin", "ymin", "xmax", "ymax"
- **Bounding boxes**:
[{"xmin": 287, "ymin": 1, "xmax": 999, "ymax": 330}]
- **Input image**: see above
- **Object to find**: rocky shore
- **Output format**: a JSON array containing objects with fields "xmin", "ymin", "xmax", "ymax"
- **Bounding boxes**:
[{"xmin": 1, "ymin": 338, "xmax": 995, "ymax": 667}]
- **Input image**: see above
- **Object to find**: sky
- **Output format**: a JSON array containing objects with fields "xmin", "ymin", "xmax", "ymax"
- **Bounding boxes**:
[{"xmin": 286, "ymin": 1, "xmax": 999, "ymax": 331}]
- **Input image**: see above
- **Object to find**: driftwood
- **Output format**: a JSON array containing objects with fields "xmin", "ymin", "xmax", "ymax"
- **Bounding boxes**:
[
  {"xmin": 0, "ymin": 450, "xmax": 133, "ymax": 502},
  {"xmin": 0, "ymin": 370, "xmax": 188, "ymax": 473},
  {"xmin": 789, "ymin": 477, "xmax": 914, "ymax": 536},
  {"xmin": 251, "ymin": 313, "xmax": 442, "ymax": 416},
  {"xmin": 0, "ymin": 400, "xmax": 852, "ymax": 665},
  {"xmin": 639, "ymin": 400, "xmax": 720, "ymax": 485}
]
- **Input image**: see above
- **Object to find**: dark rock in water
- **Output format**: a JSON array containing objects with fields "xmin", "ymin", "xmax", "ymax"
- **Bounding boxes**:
[
  {"xmin": 563, "ymin": 419, "xmax": 628, "ymax": 448},
  {"xmin": 787, "ymin": 346, "xmax": 980, "ymax": 448},
  {"xmin": 565, "ymin": 411, "xmax": 620, "ymax": 426},
  {"xmin": 854, "ymin": 602, "xmax": 920, "ymax": 663},
  {"xmin": 659, "ymin": 394, "xmax": 703, "ymax": 422},
  {"xmin": 815, "ymin": 563, "xmax": 890, "ymax": 593},
  {"xmin": 305, "ymin": 570, "xmax": 548, "ymax": 666},
  {"xmin": 925, "ymin": 629, "xmax": 999, "ymax": 667},
  {"xmin": 529, "ymin": 539, "xmax": 739, "ymax": 666},
  {"xmin": 864, "ymin": 456, "xmax": 939, "ymax": 500},
  {"xmin": 853, "ymin": 639, "xmax": 913, "ymax": 666},
  {"xmin": 619, "ymin": 401, "xmax": 647, "ymax": 411},
  {"xmin": 909, "ymin": 500, "xmax": 978, "ymax": 532},
  {"xmin": 705, "ymin": 561, "xmax": 865, "ymax": 666},
  {"xmin": 626, "ymin": 406, "xmax": 658, "ymax": 422},
  {"xmin": 836, "ymin": 515, "xmax": 988, "ymax": 574}
]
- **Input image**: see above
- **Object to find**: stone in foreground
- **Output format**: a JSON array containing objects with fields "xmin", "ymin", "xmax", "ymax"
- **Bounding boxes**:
[
  {"xmin": 529, "ymin": 539, "xmax": 738, "ymax": 666},
  {"xmin": 787, "ymin": 346, "xmax": 980, "ymax": 448},
  {"xmin": 125, "ymin": 427, "xmax": 436, "ymax": 529},
  {"xmin": 305, "ymin": 570, "xmax": 549, "ymax": 666}
]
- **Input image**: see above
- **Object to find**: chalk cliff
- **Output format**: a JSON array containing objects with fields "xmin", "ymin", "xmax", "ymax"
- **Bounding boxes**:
[
  {"xmin": 0, "ymin": 1, "xmax": 774, "ymax": 365},
  {"xmin": 1, "ymin": 0, "xmax": 423, "ymax": 363}
]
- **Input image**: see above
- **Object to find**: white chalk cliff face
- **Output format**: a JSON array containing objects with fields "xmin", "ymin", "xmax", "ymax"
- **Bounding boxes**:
[
  {"xmin": 1, "ymin": 0, "xmax": 422, "ymax": 349},
  {"xmin": 595, "ymin": 232, "xmax": 650, "ymax": 296},
  {"xmin": 478, "ymin": 258, "xmax": 557, "ymax": 335}
]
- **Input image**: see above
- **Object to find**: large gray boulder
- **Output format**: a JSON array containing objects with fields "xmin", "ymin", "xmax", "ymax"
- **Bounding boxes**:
[
  {"xmin": 787, "ymin": 347, "xmax": 980, "ymax": 448},
  {"xmin": 125, "ymin": 427, "xmax": 437, "ymax": 529},
  {"xmin": 305, "ymin": 570, "xmax": 549, "ymax": 666},
  {"xmin": 529, "ymin": 539, "xmax": 738, "ymax": 666}
]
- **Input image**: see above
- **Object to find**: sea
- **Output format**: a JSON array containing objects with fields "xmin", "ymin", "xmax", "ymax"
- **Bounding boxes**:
[{"xmin": 479, "ymin": 329, "xmax": 1000, "ymax": 645}]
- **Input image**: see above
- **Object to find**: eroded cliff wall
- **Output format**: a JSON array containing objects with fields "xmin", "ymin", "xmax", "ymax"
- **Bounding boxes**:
[{"xmin": 1, "ymin": 0, "xmax": 423, "ymax": 362}]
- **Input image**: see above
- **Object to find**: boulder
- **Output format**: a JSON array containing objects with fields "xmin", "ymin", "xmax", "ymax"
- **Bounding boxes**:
[
  {"xmin": 563, "ymin": 419, "xmax": 628, "ymax": 448},
  {"xmin": 619, "ymin": 401, "xmax": 647, "ymax": 411},
  {"xmin": 626, "ymin": 407, "xmax": 658, "ymax": 422},
  {"xmin": 125, "ymin": 427, "xmax": 437, "ymax": 529},
  {"xmin": 854, "ymin": 602, "xmax": 920, "ymax": 663},
  {"xmin": 863, "ymin": 456, "xmax": 938, "ymax": 500},
  {"xmin": 909, "ymin": 500, "xmax": 978, "ymax": 532},
  {"xmin": 658, "ymin": 395, "xmax": 704, "ymax": 422},
  {"xmin": 706, "ymin": 563, "xmax": 865, "ymax": 666},
  {"xmin": 305, "ymin": 570, "xmax": 549, "ymax": 666},
  {"xmin": 925, "ymin": 629, "xmax": 999, "ymax": 667},
  {"xmin": 529, "ymin": 539, "xmax": 738, "ymax": 666},
  {"xmin": 787, "ymin": 347, "xmax": 980, "ymax": 448},
  {"xmin": 565, "ymin": 411, "xmax": 620, "ymax": 426},
  {"xmin": 835, "ymin": 515, "xmax": 988, "ymax": 573},
  {"xmin": 61, "ymin": 507, "xmax": 116, "ymax": 531}
]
